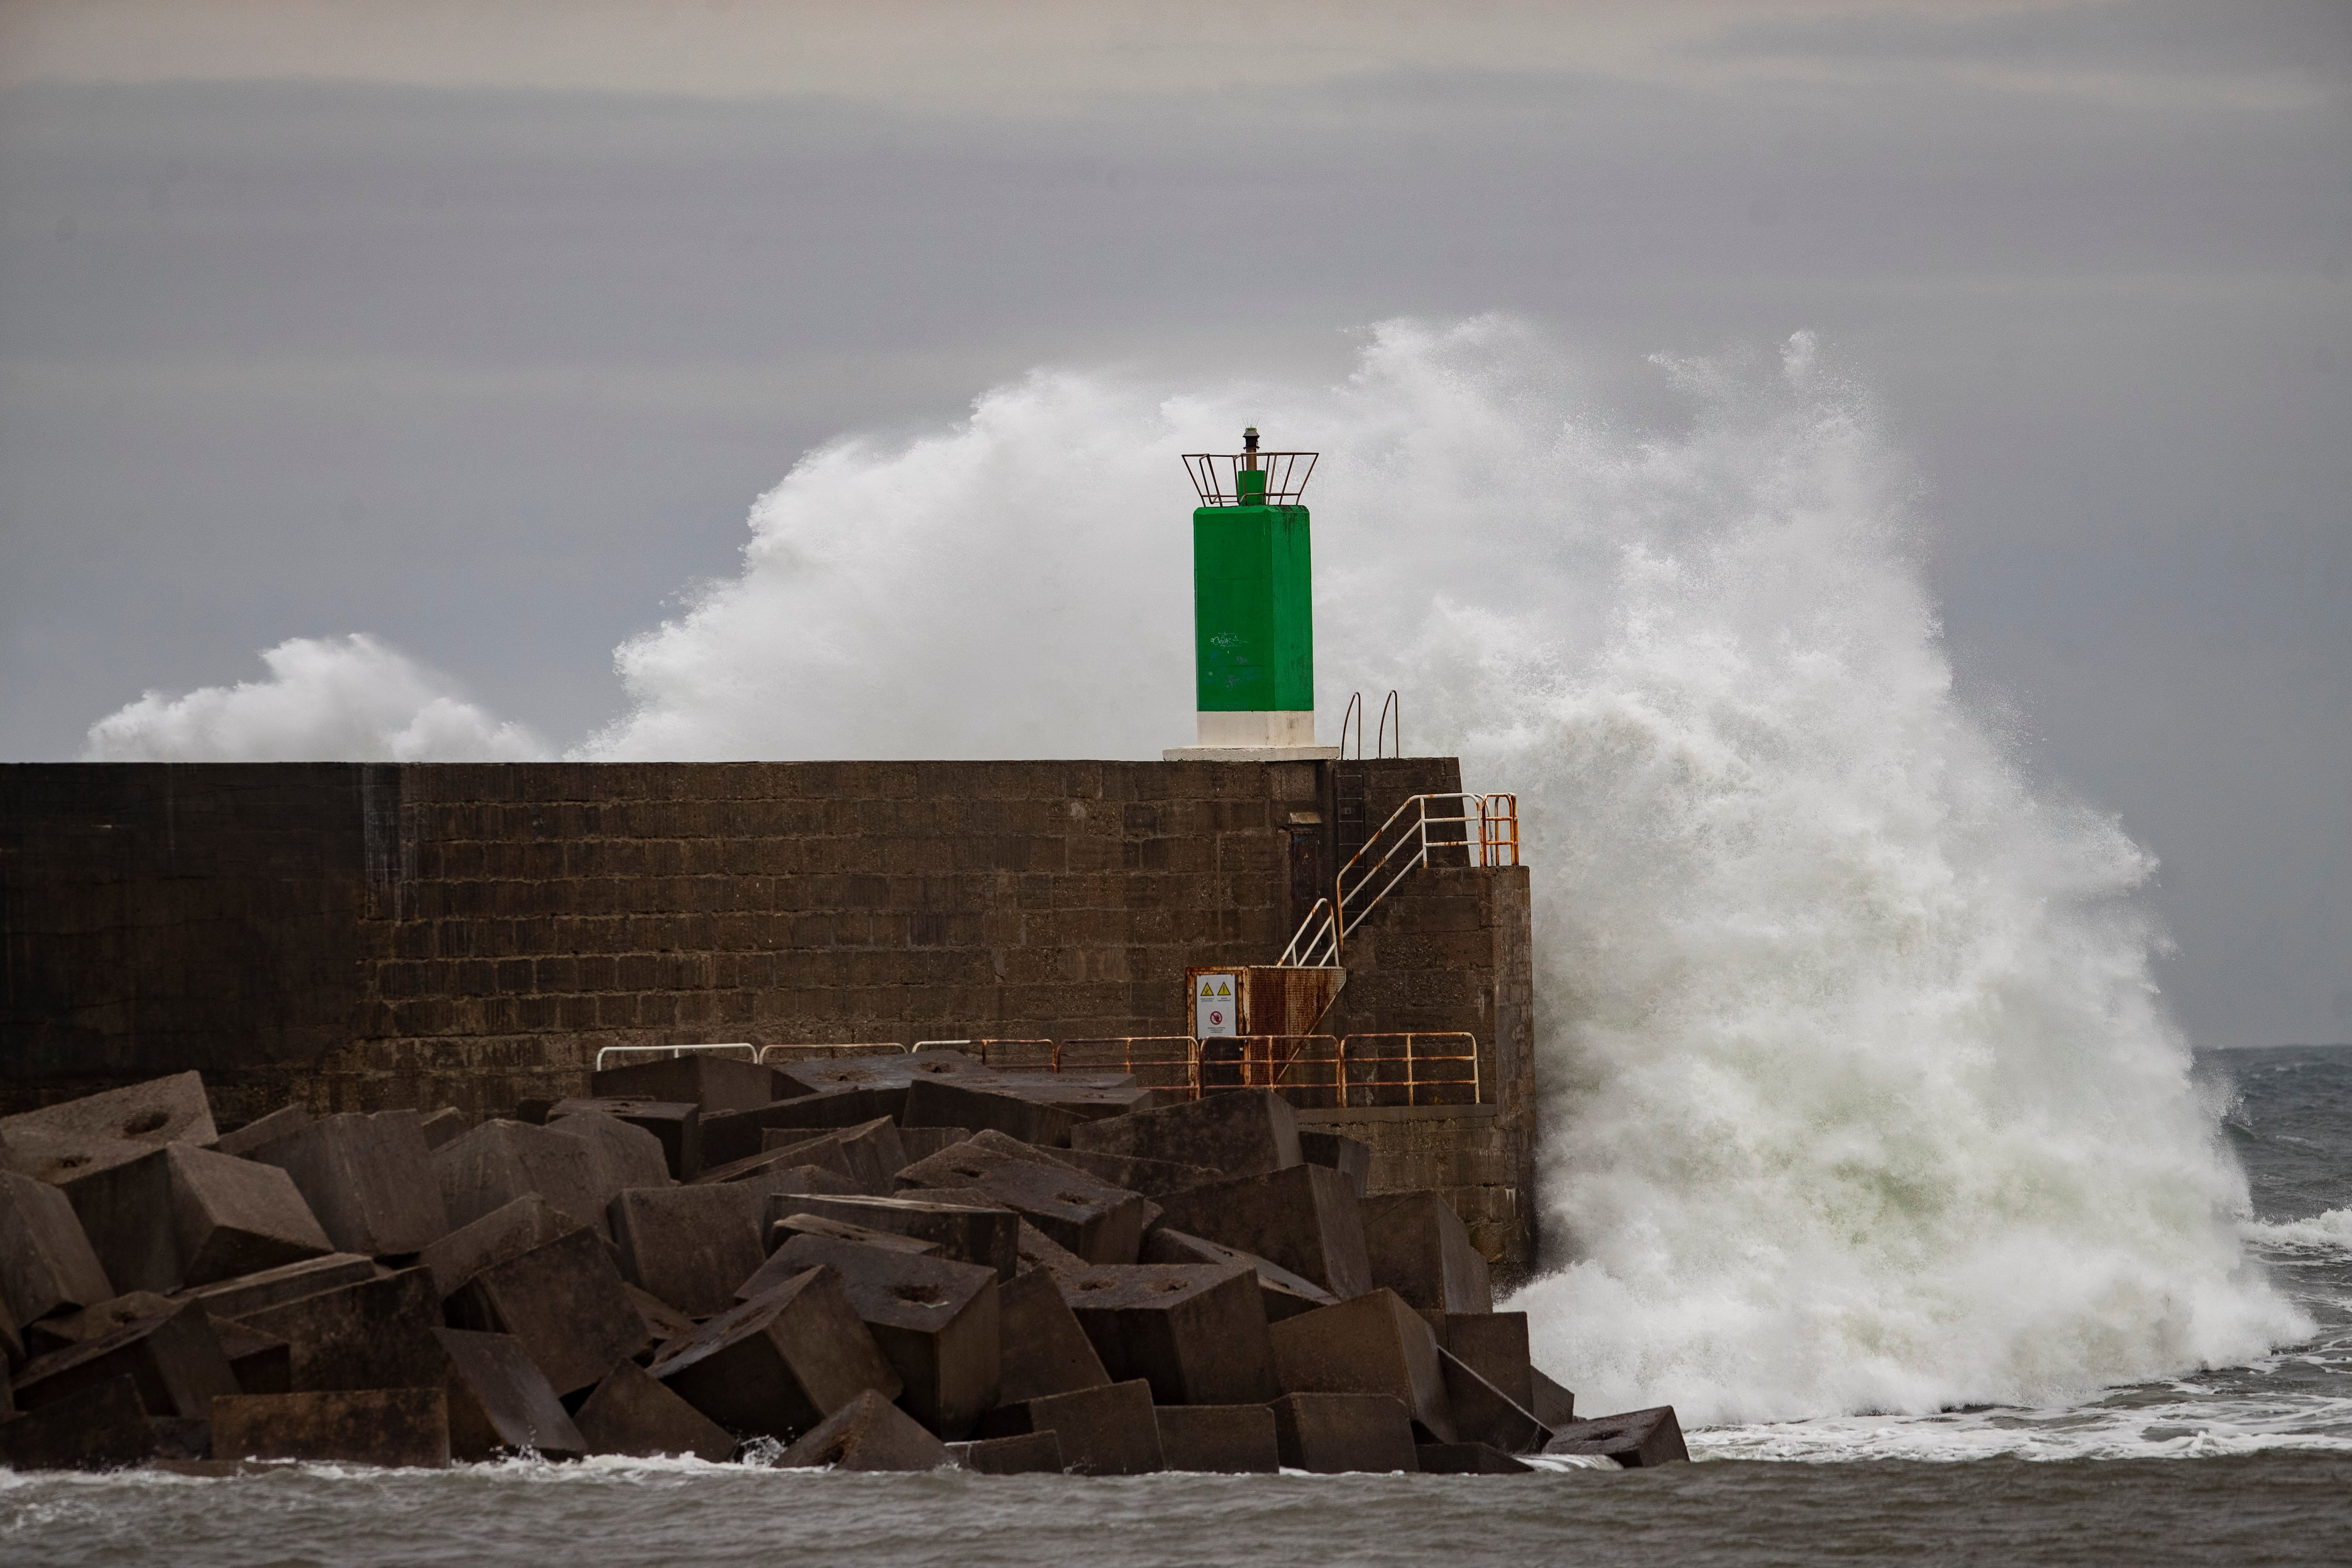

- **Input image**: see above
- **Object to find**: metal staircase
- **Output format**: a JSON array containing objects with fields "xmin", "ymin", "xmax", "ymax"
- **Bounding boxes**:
[{"xmin": 1279, "ymin": 791, "xmax": 1519, "ymax": 968}]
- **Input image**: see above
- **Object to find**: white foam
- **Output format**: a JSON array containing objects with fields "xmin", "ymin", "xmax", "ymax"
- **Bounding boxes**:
[
  {"xmin": 2244, "ymin": 1207, "xmax": 2352, "ymax": 1253},
  {"xmin": 83, "ymin": 633, "xmax": 552, "ymax": 762}
]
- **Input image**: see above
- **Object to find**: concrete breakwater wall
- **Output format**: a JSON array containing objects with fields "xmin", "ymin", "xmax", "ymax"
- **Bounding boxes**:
[{"xmin": 1, "ymin": 759, "xmax": 1535, "ymax": 1274}]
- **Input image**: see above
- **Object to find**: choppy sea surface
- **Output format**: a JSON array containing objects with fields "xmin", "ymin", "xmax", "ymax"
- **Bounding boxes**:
[{"xmin": 6, "ymin": 1045, "xmax": 2349, "ymax": 1568}]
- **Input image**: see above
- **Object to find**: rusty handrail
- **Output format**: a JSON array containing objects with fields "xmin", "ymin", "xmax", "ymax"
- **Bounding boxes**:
[{"xmin": 1277, "ymin": 792, "xmax": 1521, "ymax": 968}]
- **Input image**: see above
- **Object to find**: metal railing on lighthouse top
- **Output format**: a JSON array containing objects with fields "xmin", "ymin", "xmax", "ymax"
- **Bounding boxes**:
[{"xmin": 1279, "ymin": 791, "xmax": 1520, "ymax": 969}]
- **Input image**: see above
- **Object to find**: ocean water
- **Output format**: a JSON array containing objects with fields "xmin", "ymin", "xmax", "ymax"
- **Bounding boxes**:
[{"xmin": 4, "ymin": 1045, "xmax": 2347, "ymax": 1567}]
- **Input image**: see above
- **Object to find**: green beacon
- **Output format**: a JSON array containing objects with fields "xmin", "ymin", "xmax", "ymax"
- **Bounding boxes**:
[{"xmin": 1174, "ymin": 429, "xmax": 1330, "ymax": 756}]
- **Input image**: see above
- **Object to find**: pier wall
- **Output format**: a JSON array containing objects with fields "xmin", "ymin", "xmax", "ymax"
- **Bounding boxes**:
[{"xmin": 2, "ymin": 758, "xmax": 1536, "ymax": 1273}]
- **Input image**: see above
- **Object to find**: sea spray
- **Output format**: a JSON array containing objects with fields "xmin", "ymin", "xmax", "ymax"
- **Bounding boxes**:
[{"xmin": 79, "ymin": 316, "xmax": 2304, "ymax": 1423}]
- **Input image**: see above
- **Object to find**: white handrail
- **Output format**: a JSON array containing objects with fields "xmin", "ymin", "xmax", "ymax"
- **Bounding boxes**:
[{"xmin": 591, "ymin": 1042, "xmax": 758, "ymax": 1072}]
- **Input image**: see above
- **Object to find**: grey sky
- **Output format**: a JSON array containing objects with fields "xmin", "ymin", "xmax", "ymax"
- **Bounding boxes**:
[{"xmin": 0, "ymin": 0, "xmax": 2347, "ymax": 1046}]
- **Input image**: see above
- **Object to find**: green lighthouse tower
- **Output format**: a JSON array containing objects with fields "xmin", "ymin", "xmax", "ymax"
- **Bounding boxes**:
[{"xmin": 1167, "ymin": 429, "xmax": 1337, "ymax": 759}]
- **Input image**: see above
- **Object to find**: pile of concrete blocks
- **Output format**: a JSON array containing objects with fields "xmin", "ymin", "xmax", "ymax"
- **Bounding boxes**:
[{"xmin": 1, "ymin": 1060, "xmax": 1685, "ymax": 1475}]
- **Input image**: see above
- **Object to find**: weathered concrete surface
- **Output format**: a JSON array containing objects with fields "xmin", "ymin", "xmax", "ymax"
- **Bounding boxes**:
[
  {"xmin": 0, "ymin": 1374, "xmax": 157, "ymax": 1470},
  {"xmin": 1269, "ymin": 1392, "xmax": 1419, "ymax": 1474},
  {"xmin": 572, "ymin": 1358, "xmax": 737, "ymax": 1461},
  {"xmin": 10, "ymin": 1298, "xmax": 237, "ymax": 1418},
  {"xmin": 1153, "ymin": 1164, "xmax": 1371, "ymax": 1300},
  {"xmin": 975, "ymin": 1377, "xmax": 1162, "ymax": 1475},
  {"xmin": 1154, "ymin": 1403, "xmax": 1279, "ymax": 1473},
  {"xmin": 1058, "ymin": 1263, "xmax": 1277, "ymax": 1407},
  {"xmin": 65, "ymin": 1145, "xmax": 332, "ymax": 1295},
  {"xmin": 432, "ymin": 1326, "xmax": 587, "ymax": 1461},
  {"xmin": 1543, "ymin": 1406, "xmax": 1689, "ymax": 1467},
  {"xmin": 769, "ymin": 1234, "xmax": 1000, "ymax": 1439},
  {"xmin": 0, "ymin": 1169, "xmax": 114, "ymax": 1324},
  {"xmin": 444, "ymin": 1229, "xmax": 645, "ymax": 1397},
  {"xmin": 1269, "ymin": 1289, "xmax": 1456, "ymax": 1443},
  {"xmin": 777, "ymin": 1387, "xmax": 952, "ymax": 1471},
  {"xmin": 649, "ymin": 1265, "xmax": 900, "ymax": 1440},
  {"xmin": 212, "ymin": 1389, "xmax": 451, "ymax": 1468},
  {"xmin": 252, "ymin": 1111, "xmax": 448, "ymax": 1258}
]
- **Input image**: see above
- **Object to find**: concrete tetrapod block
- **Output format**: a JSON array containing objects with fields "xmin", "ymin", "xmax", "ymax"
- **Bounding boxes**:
[
  {"xmin": 1444, "ymin": 1311, "xmax": 1532, "ymax": 1410},
  {"xmin": 766, "ymin": 1194, "xmax": 1019, "ymax": 1281},
  {"xmin": 0, "ymin": 1374, "xmax": 157, "ymax": 1470},
  {"xmin": 608, "ymin": 1185, "xmax": 765, "ymax": 1317},
  {"xmin": 237, "ymin": 1266, "xmax": 448, "ymax": 1393},
  {"xmin": 896, "ymin": 1140, "xmax": 1146, "ymax": 1264},
  {"xmin": 716, "ymin": 1138, "xmax": 858, "ymax": 1189},
  {"xmin": 431, "ymin": 1327, "xmax": 587, "ymax": 1460},
  {"xmin": 547, "ymin": 1112, "xmax": 675, "ymax": 1211},
  {"xmin": 1058, "ymin": 1263, "xmax": 1278, "ymax": 1406},
  {"xmin": 1542, "ymin": 1406, "xmax": 1688, "ymax": 1467},
  {"xmin": 1360, "ymin": 1191, "xmax": 1492, "ymax": 1315},
  {"xmin": 10, "ymin": 1298, "xmax": 238, "ymax": 1418},
  {"xmin": 417, "ymin": 1194, "xmax": 585, "ymax": 1300},
  {"xmin": 767, "ymin": 1235, "xmax": 1000, "ymax": 1439},
  {"xmin": 0, "ymin": 1169, "xmax": 115, "ymax": 1326},
  {"xmin": 1271, "ymin": 1393, "xmax": 1420, "ymax": 1473},
  {"xmin": 24, "ymin": 1290, "xmax": 175, "ymax": 1358},
  {"xmin": 772, "ymin": 1050, "xmax": 994, "ymax": 1101},
  {"xmin": 897, "ymin": 1128, "xmax": 969, "ymax": 1165},
  {"xmin": 700, "ymin": 1089, "xmax": 903, "ymax": 1167},
  {"xmin": 760, "ymin": 1117, "xmax": 907, "ymax": 1195},
  {"xmin": 996, "ymin": 1267, "xmax": 1111, "ymax": 1404},
  {"xmin": 623, "ymin": 1281, "xmax": 698, "ymax": 1354},
  {"xmin": 0, "ymin": 1072, "xmax": 217, "ymax": 1187},
  {"xmin": 1297, "ymin": 1130, "xmax": 1372, "ymax": 1198},
  {"xmin": 1530, "ymin": 1369, "xmax": 1576, "ymax": 1428},
  {"xmin": 211, "ymin": 1318, "xmax": 291, "ymax": 1394},
  {"xmin": 445, "ymin": 1229, "xmax": 648, "ymax": 1398},
  {"xmin": 67, "ymin": 1145, "xmax": 332, "ymax": 1295},
  {"xmin": 1152, "ymin": 1164, "xmax": 1371, "ymax": 1300},
  {"xmin": 1268, "ymin": 1289, "xmax": 1455, "ymax": 1442},
  {"xmin": 178, "ymin": 1252, "xmax": 380, "ymax": 1321},
  {"xmin": 548, "ymin": 1099, "xmax": 702, "ymax": 1181},
  {"xmin": 650, "ymin": 1265, "xmax": 900, "ymax": 1439},
  {"xmin": 1155, "ymin": 1404, "xmax": 1280, "ymax": 1473},
  {"xmin": 590, "ymin": 1055, "xmax": 794, "ymax": 1114},
  {"xmin": 1416, "ymin": 1441, "xmax": 1535, "ymax": 1474},
  {"xmin": 572, "ymin": 1358, "xmax": 738, "ymax": 1461},
  {"xmin": 769, "ymin": 1211, "xmax": 941, "ymax": 1258},
  {"xmin": 213, "ymin": 1105, "xmax": 312, "ymax": 1160},
  {"xmin": 1437, "ymin": 1347, "xmax": 1548, "ymax": 1454},
  {"xmin": 948, "ymin": 1430, "xmax": 1064, "ymax": 1474},
  {"xmin": 432, "ymin": 1121, "xmax": 610, "ymax": 1241},
  {"xmin": 975, "ymin": 1377, "xmax": 1162, "ymax": 1475},
  {"xmin": 1015, "ymin": 1220, "xmax": 1088, "ymax": 1276},
  {"xmin": 212, "ymin": 1389, "xmax": 451, "ymax": 1468},
  {"xmin": 1142, "ymin": 1229, "xmax": 1338, "ymax": 1322},
  {"xmin": 902, "ymin": 1078, "xmax": 1085, "ymax": 1148},
  {"xmin": 988, "ymin": 1076, "xmax": 1155, "ymax": 1125},
  {"xmin": 1067, "ymin": 1089, "xmax": 1301, "ymax": 1178},
  {"xmin": 253, "ymin": 1111, "xmax": 450, "ymax": 1259},
  {"xmin": 778, "ymin": 1386, "xmax": 954, "ymax": 1471},
  {"xmin": 1, "ymin": 1292, "xmax": 21, "ymax": 1371},
  {"xmin": 1053, "ymin": 1148, "xmax": 1224, "ymax": 1201},
  {"xmin": 418, "ymin": 1108, "xmax": 472, "ymax": 1151}
]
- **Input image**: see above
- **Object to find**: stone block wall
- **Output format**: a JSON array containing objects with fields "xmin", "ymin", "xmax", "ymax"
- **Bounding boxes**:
[{"xmin": 2, "ymin": 758, "xmax": 1536, "ymax": 1266}]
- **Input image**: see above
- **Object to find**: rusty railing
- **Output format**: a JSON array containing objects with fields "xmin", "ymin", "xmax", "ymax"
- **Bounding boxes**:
[{"xmin": 1280, "ymin": 792, "xmax": 1521, "ymax": 968}]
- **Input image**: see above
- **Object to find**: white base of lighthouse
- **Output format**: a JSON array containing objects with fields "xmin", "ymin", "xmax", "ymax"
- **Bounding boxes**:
[{"xmin": 1163, "ymin": 709, "xmax": 1337, "ymax": 761}]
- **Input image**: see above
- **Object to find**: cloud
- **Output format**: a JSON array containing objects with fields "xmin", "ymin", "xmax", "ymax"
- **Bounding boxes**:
[{"xmin": 81, "ymin": 633, "xmax": 552, "ymax": 761}]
